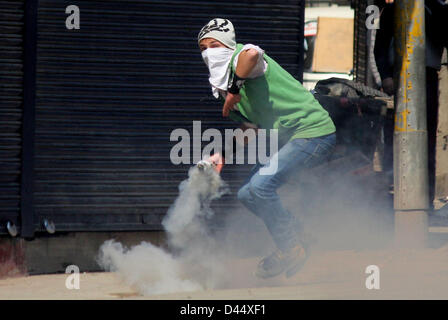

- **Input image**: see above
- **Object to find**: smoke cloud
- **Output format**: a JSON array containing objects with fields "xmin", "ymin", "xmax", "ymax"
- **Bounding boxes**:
[
  {"xmin": 97, "ymin": 165, "xmax": 229, "ymax": 296},
  {"xmin": 96, "ymin": 145, "xmax": 448, "ymax": 299}
]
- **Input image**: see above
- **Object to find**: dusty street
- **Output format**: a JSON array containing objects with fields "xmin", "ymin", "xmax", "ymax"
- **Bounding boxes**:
[{"xmin": 1, "ymin": 247, "xmax": 448, "ymax": 300}]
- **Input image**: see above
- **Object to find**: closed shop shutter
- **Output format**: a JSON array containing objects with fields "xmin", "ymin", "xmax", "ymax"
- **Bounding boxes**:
[
  {"xmin": 353, "ymin": 0, "xmax": 368, "ymax": 84},
  {"xmin": 0, "ymin": 1, "xmax": 24, "ymax": 234},
  {"xmin": 32, "ymin": 0, "xmax": 304, "ymax": 233}
]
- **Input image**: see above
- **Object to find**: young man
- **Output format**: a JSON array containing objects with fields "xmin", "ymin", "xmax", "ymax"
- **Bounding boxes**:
[{"xmin": 198, "ymin": 18, "xmax": 336, "ymax": 278}]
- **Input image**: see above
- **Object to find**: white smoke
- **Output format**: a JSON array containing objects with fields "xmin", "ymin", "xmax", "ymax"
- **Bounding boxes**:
[
  {"xmin": 97, "ymin": 165, "xmax": 229, "ymax": 296},
  {"xmin": 162, "ymin": 163, "xmax": 228, "ymax": 249}
]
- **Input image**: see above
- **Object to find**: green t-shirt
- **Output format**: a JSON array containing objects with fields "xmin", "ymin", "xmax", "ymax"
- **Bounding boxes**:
[{"xmin": 228, "ymin": 43, "xmax": 335, "ymax": 143}]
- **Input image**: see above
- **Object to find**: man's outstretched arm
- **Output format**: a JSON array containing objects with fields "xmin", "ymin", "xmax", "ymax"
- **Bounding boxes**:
[{"xmin": 222, "ymin": 48, "xmax": 259, "ymax": 117}]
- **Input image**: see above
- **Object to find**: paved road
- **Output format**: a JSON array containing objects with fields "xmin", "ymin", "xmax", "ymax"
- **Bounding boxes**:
[{"xmin": 1, "ymin": 247, "xmax": 447, "ymax": 300}]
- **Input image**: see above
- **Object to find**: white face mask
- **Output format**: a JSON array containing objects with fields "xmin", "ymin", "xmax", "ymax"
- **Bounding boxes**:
[{"xmin": 201, "ymin": 47, "xmax": 234, "ymax": 98}]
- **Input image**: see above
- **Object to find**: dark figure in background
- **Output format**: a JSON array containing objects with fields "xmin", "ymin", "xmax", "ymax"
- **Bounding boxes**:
[{"xmin": 374, "ymin": 0, "xmax": 448, "ymax": 206}]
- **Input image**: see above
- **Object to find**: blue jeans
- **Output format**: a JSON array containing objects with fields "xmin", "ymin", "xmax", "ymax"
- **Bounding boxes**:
[{"xmin": 237, "ymin": 133, "xmax": 336, "ymax": 251}]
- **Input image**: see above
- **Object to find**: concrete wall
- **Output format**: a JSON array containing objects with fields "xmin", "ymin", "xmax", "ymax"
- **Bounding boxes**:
[{"xmin": 0, "ymin": 231, "xmax": 165, "ymax": 278}]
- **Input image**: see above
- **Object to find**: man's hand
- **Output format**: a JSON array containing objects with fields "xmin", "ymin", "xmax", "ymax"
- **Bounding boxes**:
[
  {"xmin": 222, "ymin": 92, "xmax": 241, "ymax": 117},
  {"xmin": 222, "ymin": 48, "xmax": 258, "ymax": 117},
  {"xmin": 198, "ymin": 153, "xmax": 224, "ymax": 173}
]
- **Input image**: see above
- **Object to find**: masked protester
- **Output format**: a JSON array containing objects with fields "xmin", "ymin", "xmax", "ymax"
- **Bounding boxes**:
[{"xmin": 198, "ymin": 18, "xmax": 337, "ymax": 279}]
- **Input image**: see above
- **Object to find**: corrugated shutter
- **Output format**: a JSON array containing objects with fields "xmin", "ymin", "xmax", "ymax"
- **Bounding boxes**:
[
  {"xmin": 0, "ymin": 1, "xmax": 24, "ymax": 234},
  {"xmin": 33, "ymin": 0, "xmax": 305, "ymax": 232},
  {"xmin": 353, "ymin": 0, "xmax": 368, "ymax": 84}
]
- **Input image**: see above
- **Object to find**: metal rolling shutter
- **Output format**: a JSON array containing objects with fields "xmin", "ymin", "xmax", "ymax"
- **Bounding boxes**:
[
  {"xmin": 33, "ymin": 0, "xmax": 305, "ymax": 233},
  {"xmin": 353, "ymin": 0, "xmax": 368, "ymax": 84},
  {"xmin": 0, "ymin": 1, "xmax": 24, "ymax": 234}
]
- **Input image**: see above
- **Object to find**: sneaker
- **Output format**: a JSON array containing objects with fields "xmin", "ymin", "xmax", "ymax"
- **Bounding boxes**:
[{"xmin": 255, "ymin": 244, "xmax": 307, "ymax": 279}]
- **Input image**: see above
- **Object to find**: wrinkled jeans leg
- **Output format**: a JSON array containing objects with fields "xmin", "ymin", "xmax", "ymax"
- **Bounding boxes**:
[{"xmin": 237, "ymin": 133, "xmax": 336, "ymax": 251}]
